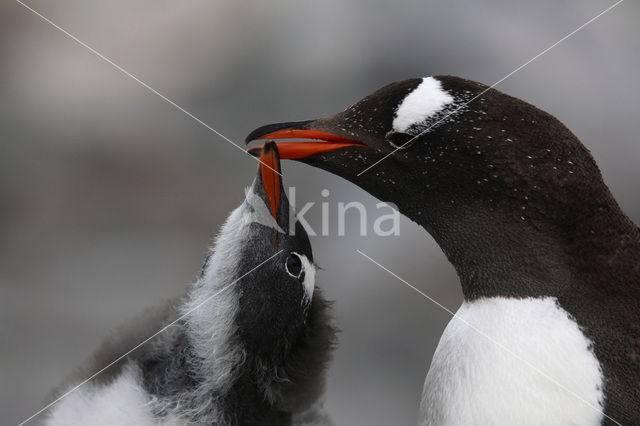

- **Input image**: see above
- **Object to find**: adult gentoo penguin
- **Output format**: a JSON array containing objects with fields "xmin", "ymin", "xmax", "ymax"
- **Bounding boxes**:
[
  {"xmin": 246, "ymin": 77, "xmax": 640, "ymax": 425},
  {"xmin": 45, "ymin": 142, "xmax": 336, "ymax": 426}
]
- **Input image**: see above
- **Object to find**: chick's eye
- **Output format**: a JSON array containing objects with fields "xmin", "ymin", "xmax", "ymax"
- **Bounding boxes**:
[{"xmin": 285, "ymin": 253, "xmax": 303, "ymax": 278}]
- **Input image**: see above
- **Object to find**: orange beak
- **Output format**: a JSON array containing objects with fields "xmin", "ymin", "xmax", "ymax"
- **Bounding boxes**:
[
  {"xmin": 246, "ymin": 122, "xmax": 365, "ymax": 159},
  {"xmin": 259, "ymin": 142, "xmax": 281, "ymax": 222}
]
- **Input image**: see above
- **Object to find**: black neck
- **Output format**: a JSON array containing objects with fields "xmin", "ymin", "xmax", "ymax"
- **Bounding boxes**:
[{"xmin": 401, "ymin": 191, "xmax": 640, "ymax": 300}]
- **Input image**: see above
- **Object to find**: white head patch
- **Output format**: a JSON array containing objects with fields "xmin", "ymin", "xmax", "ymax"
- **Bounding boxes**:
[{"xmin": 392, "ymin": 77, "xmax": 454, "ymax": 133}]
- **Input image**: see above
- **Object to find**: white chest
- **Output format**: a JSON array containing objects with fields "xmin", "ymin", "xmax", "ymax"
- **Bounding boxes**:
[{"xmin": 420, "ymin": 297, "xmax": 604, "ymax": 426}]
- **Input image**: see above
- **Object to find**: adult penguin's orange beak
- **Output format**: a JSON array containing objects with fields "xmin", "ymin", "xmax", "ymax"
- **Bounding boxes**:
[{"xmin": 246, "ymin": 120, "xmax": 365, "ymax": 160}]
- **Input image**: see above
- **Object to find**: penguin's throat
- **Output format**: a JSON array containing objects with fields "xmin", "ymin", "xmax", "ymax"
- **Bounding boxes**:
[
  {"xmin": 424, "ymin": 207, "xmax": 576, "ymax": 300},
  {"xmin": 406, "ymin": 197, "xmax": 640, "ymax": 300}
]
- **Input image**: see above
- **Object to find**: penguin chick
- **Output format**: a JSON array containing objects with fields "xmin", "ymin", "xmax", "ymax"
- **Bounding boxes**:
[{"xmin": 45, "ymin": 142, "xmax": 336, "ymax": 426}]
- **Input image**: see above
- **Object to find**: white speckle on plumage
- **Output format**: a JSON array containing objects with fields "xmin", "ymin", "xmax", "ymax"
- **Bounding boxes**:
[{"xmin": 392, "ymin": 77, "xmax": 454, "ymax": 133}]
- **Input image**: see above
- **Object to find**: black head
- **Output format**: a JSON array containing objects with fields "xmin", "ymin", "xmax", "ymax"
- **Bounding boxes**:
[
  {"xmin": 246, "ymin": 77, "xmax": 636, "ymax": 299},
  {"xmin": 197, "ymin": 142, "xmax": 317, "ymax": 362},
  {"xmin": 235, "ymin": 143, "xmax": 318, "ymax": 360},
  {"xmin": 246, "ymin": 76, "xmax": 607, "ymax": 221},
  {"xmin": 157, "ymin": 143, "xmax": 334, "ymax": 422}
]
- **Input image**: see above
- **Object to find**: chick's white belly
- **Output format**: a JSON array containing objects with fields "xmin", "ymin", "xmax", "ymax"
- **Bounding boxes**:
[
  {"xmin": 45, "ymin": 365, "xmax": 181, "ymax": 426},
  {"xmin": 420, "ymin": 297, "xmax": 604, "ymax": 426}
]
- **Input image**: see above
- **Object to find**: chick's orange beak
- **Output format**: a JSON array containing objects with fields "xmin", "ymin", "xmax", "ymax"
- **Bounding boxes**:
[{"xmin": 259, "ymin": 142, "xmax": 281, "ymax": 221}]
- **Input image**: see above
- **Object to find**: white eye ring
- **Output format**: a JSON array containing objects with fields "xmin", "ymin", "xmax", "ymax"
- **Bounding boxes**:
[
  {"xmin": 289, "ymin": 252, "xmax": 316, "ymax": 303},
  {"xmin": 285, "ymin": 252, "xmax": 304, "ymax": 278}
]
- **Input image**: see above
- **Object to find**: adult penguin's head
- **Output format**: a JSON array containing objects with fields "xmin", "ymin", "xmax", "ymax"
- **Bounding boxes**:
[{"xmin": 246, "ymin": 76, "xmax": 607, "ymax": 231}]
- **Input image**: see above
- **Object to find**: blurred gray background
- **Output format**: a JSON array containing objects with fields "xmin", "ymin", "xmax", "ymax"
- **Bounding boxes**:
[{"xmin": 1, "ymin": 0, "xmax": 638, "ymax": 424}]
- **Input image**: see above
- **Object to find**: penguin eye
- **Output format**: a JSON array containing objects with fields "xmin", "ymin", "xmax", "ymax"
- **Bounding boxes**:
[
  {"xmin": 385, "ymin": 131, "xmax": 416, "ymax": 149},
  {"xmin": 285, "ymin": 253, "xmax": 303, "ymax": 278}
]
